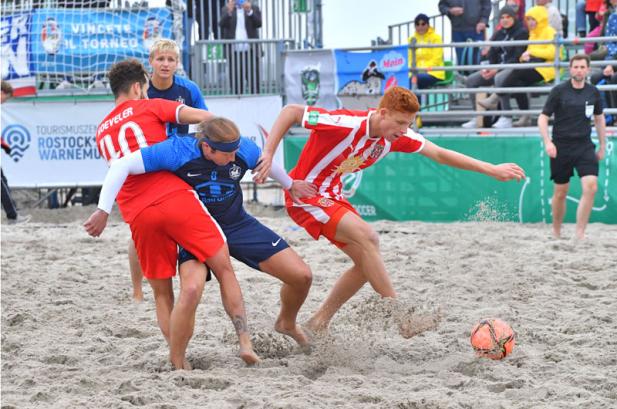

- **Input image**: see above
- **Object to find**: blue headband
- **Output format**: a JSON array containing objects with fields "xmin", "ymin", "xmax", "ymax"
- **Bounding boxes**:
[{"xmin": 200, "ymin": 136, "xmax": 241, "ymax": 152}]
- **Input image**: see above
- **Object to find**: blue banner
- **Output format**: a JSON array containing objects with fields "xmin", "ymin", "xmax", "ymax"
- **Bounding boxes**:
[
  {"xmin": 30, "ymin": 8, "xmax": 172, "ymax": 74},
  {"xmin": 1, "ymin": 13, "xmax": 35, "ymax": 81},
  {"xmin": 335, "ymin": 46, "xmax": 408, "ymax": 95}
]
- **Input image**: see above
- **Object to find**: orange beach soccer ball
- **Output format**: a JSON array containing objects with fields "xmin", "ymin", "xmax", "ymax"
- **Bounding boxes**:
[{"xmin": 470, "ymin": 318, "xmax": 515, "ymax": 360}]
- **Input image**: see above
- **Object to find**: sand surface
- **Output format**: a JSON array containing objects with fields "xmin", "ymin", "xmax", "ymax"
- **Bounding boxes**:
[{"xmin": 2, "ymin": 205, "xmax": 616, "ymax": 408}]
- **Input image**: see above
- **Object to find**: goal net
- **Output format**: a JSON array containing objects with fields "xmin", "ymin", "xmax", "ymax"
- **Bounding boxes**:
[{"xmin": 1, "ymin": 1, "xmax": 186, "ymax": 94}]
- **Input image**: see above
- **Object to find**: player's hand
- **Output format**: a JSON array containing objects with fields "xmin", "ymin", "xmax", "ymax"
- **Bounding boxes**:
[
  {"xmin": 491, "ymin": 163, "xmax": 526, "ymax": 182},
  {"xmin": 242, "ymin": 0, "xmax": 251, "ymax": 12},
  {"xmin": 84, "ymin": 209, "xmax": 109, "ymax": 237},
  {"xmin": 597, "ymin": 145, "xmax": 606, "ymax": 161},
  {"xmin": 253, "ymin": 151, "xmax": 274, "ymax": 184},
  {"xmin": 545, "ymin": 141, "xmax": 557, "ymax": 158},
  {"xmin": 519, "ymin": 52, "xmax": 530, "ymax": 62},
  {"xmin": 289, "ymin": 180, "xmax": 317, "ymax": 204},
  {"xmin": 476, "ymin": 21, "xmax": 486, "ymax": 33}
]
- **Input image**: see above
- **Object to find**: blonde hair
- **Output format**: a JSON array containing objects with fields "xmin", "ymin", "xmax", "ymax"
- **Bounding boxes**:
[
  {"xmin": 197, "ymin": 117, "xmax": 240, "ymax": 143},
  {"xmin": 149, "ymin": 39, "xmax": 179, "ymax": 60}
]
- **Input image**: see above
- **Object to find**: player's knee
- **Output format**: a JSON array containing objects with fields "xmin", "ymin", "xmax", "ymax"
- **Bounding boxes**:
[
  {"xmin": 363, "ymin": 228, "xmax": 380, "ymax": 249},
  {"xmin": 296, "ymin": 263, "xmax": 312, "ymax": 289},
  {"xmin": 582, "ymin": 180, "xmax": 597, "ymax": 195},
  {"xmin": 180, "ymin": 281, "xmax": 203, "ymax": 306},
  {"xmin": 553, "ymin": 188, "xmax": 568, "ymax": 201}
]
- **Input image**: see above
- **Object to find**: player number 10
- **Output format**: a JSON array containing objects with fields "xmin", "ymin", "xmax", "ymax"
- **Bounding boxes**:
[{"xmin": 99, "ymin": 121, "xmax": 148, "ymax": 164}]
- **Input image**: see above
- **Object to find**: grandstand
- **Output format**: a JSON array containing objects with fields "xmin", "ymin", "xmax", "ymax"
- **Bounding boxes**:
[{"xmin": 1, "ymin": 0, "xmax": 615, "ymax": 223}]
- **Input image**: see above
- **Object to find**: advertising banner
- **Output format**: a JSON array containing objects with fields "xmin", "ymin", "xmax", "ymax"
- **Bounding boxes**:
[
  {"xmin": 284, "ymin": 49, "xmax": 339, "ymax": 110},
  {"xmin": 285, "ymin": 135, "xmax": 617, "ymax": 224},
  {"xmin": 1, "ymin": 95, "xmax": 282, "ymax": 187},
  {"xmin": 1, "ymin": 13, "xmax": 36, "ymax": 96},
  {"xmin": 334, "ymin": 46, "xmax": 408, "ymax": 97},
  {"xmin": 29, "ymin": 8, "xmax": 172, "ymax": 74}
]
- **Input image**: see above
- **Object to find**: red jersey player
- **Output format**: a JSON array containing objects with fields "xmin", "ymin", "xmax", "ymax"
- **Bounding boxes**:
[
  {"xmin": 84, "ymin": 59, "xmax": 259, "ymax": 368},
  {"xmin": 254, "ymin": 86, "xmax": 526, "ymax": 337}
]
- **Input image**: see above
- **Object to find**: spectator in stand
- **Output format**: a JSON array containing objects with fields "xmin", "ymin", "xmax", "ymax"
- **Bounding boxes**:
[
  {"xmin": 577, "ymin": 0, "xmax": 603, "ymax": 37},
  {"xmin": 407, "ymin": 14, "xmax": 445, "ymax": 89},
  {"xmin": 496, "ymin": 0, "xmax": 526, "ymax": 29},
  {"xmin": 1, "ymin": 81, "xmax": 30, "ymax": 224},
  {"xmin": 462, "ymin": 6, "xmax": 528, "ymax": 129},
  {"xmin": 590, "ymin": 0, "xmax": 617, "ymax": 125},
  {"xmin": 438, "ymin": 0, "xmax": 491, "ymax": 71},
  {"xmin": 492, "ymin": 6, "xmax": 557, "ymax": 128},
  {"xmin": 219, "ymin": 0, "xmax": 262, "ymax": 95},
  {"xmin": 536, "ymin": 0, "xmax": 564, "ymax": 37},
  {"xmin": 583, "ymin": 5, "xmax": 607, "ymax": 56}
]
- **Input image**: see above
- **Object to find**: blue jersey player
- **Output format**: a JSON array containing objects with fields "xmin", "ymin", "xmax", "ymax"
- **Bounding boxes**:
[
  {"xmin": 96, "ymin": 117, "xmax": 316, "ymax": 347},
  {"xmin": 148, "ymin": 39, "xmax": 207, "ymax": 137}
]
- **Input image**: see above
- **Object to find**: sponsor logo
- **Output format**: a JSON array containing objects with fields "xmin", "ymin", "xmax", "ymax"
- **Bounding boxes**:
[
  {"xmin": 301, "ymin": 65, "xmax": 320, "ymax": 106},
  {"xmin": 307, "ymin": 110, "xmax": 319, "ymax": 126},
  {"xmin": 229, "ymin": 164, "xmax": 241, "ymax": 180},
  {"xmin": 187, "ymin": 172, "xmax": 201, "ymax": 177},
  {"xmin": 379, "ymin": 51, "xmax": 405, "ymax": 72},
  {"xmin": 142, "ymin": 16, "xmax": 162, "ymax": 51},
  {"xmin": 41, "ymin": 17, "xmax": 62, "ymax": 55},
  {"xmin": 318, "ymin": 197, "xmax": 334, "ymax": 207},
  {"xmin": 271, "ymin": 238, "xmax": 281, "ymax": 246},
  {"xmin": 1, "ymin": 125, "xmax": 31, "ymax": 162},
  {"xmin": 176, "ymin": 96, "xmax": 185, "ymax": 104}
]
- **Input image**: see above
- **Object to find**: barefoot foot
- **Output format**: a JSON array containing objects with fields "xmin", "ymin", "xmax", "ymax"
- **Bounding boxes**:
[
  {"xmin": 274, "ymin": 319, "xmax": 310, "ymax": 347},
  {"xmin": 239, "ymin": 347, "xmax": 261, "ymax": 365}
]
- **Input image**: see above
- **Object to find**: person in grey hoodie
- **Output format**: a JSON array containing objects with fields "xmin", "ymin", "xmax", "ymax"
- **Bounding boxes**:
[{"xmin": 439, "ymin": 0, "xmax": 492, "ymax": 70}]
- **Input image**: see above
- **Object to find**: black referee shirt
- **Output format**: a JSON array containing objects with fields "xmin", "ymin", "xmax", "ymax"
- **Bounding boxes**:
[{"xmin": 542, "ymin": 81, "xmax": 603, "ymax": 143}]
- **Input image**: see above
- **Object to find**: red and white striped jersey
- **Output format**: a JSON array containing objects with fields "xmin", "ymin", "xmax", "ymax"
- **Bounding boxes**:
[
  {"xmin": 289, "ymin": 106, "xmax": 425, "ymax": 201},
  {"xmin": 96, "ymin": 98, "xmax": 189, "ymax": 222}
]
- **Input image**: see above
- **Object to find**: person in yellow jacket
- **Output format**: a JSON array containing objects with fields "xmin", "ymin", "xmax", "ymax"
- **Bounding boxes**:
[
  {"xmin": 493, "ymin": 5, "xmax": 558, "ymax": 128},
  {"xmin": 408, "ymin": 14, "xmax": 445, "ymax": 89}
]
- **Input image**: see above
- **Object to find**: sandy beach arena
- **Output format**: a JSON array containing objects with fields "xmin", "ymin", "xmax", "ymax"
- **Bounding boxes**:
[{"xmin": 2, "ymin": 204, "xmax": 616, "ymax": 408}]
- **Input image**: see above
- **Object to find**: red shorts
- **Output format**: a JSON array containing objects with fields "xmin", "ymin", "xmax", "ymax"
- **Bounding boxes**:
[
  {"xmin": 285, "ymin": 193, "xmax": 358, "ymax": 248},
  {"xmin": 130, "ymin": 190, "xmax": 225, "ymax": 280}
]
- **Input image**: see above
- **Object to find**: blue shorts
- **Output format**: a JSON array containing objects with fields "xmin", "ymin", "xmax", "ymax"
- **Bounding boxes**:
[{"xmin": 178, "ymin": 214, "xmax": 289, "ymax": 271}]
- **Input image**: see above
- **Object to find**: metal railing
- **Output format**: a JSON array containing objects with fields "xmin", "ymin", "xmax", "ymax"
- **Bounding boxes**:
[
  {"xmin": 405, "ymin": 35, "xmax": 617, "ymax": 119},
  {"xmin": 387, "ymin": 0, "xmax": 579, "ymax": 46},
  {"xmin": 192, "ymin": 38, "xmax": 295, "ymax": 96},
  {"xmin": 189, "ymin": 0, "xmax": 322, "ymax": 50}
]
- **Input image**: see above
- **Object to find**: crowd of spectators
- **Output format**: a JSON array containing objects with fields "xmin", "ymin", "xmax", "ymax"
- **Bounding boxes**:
[{"xmin": 407, "ymin": 0, "xmax": 616, "ymax": 128}]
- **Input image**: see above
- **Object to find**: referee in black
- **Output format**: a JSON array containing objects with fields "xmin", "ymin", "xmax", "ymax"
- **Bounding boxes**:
[{"xmin": 538, "ymin": 54, "xmax": 607, "ymax": 240}]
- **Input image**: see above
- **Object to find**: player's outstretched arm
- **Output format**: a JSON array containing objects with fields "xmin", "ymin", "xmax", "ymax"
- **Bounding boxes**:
[
  {"xmin": 177, "ymin": 106, "xmax": 214, "ymax": 125},
  {"xmin": 419, "ymin": 140, "xmax": 526, "ymax": 182},
  {"xmin": 83, "ymin": 151, "xmax": 146, "ymax": 237},
  {"xmin": 254, "ymin": 104, "xmax": 305, "ymax": 183}
]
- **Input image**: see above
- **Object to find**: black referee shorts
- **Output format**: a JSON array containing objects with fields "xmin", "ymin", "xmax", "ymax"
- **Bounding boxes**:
[{"xmin": 550, "ymin": 142, "xmax": 598, "ymax": 184}]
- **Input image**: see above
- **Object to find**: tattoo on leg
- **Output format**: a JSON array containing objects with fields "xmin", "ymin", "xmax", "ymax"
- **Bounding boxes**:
[{"xmin": 232, "ymin": 315, "xmax": 248, "ymax": 334}]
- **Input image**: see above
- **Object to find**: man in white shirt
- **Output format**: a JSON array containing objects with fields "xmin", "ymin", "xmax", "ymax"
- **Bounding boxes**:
[{"xmin": 219, "ymin": 0, "xmax": 262, "ymax": 94}]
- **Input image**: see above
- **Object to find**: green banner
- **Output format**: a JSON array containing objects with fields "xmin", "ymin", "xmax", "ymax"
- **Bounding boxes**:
[{"xmin": 284, "ymin": 135, "xmax": 617, "ymax": 223}]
